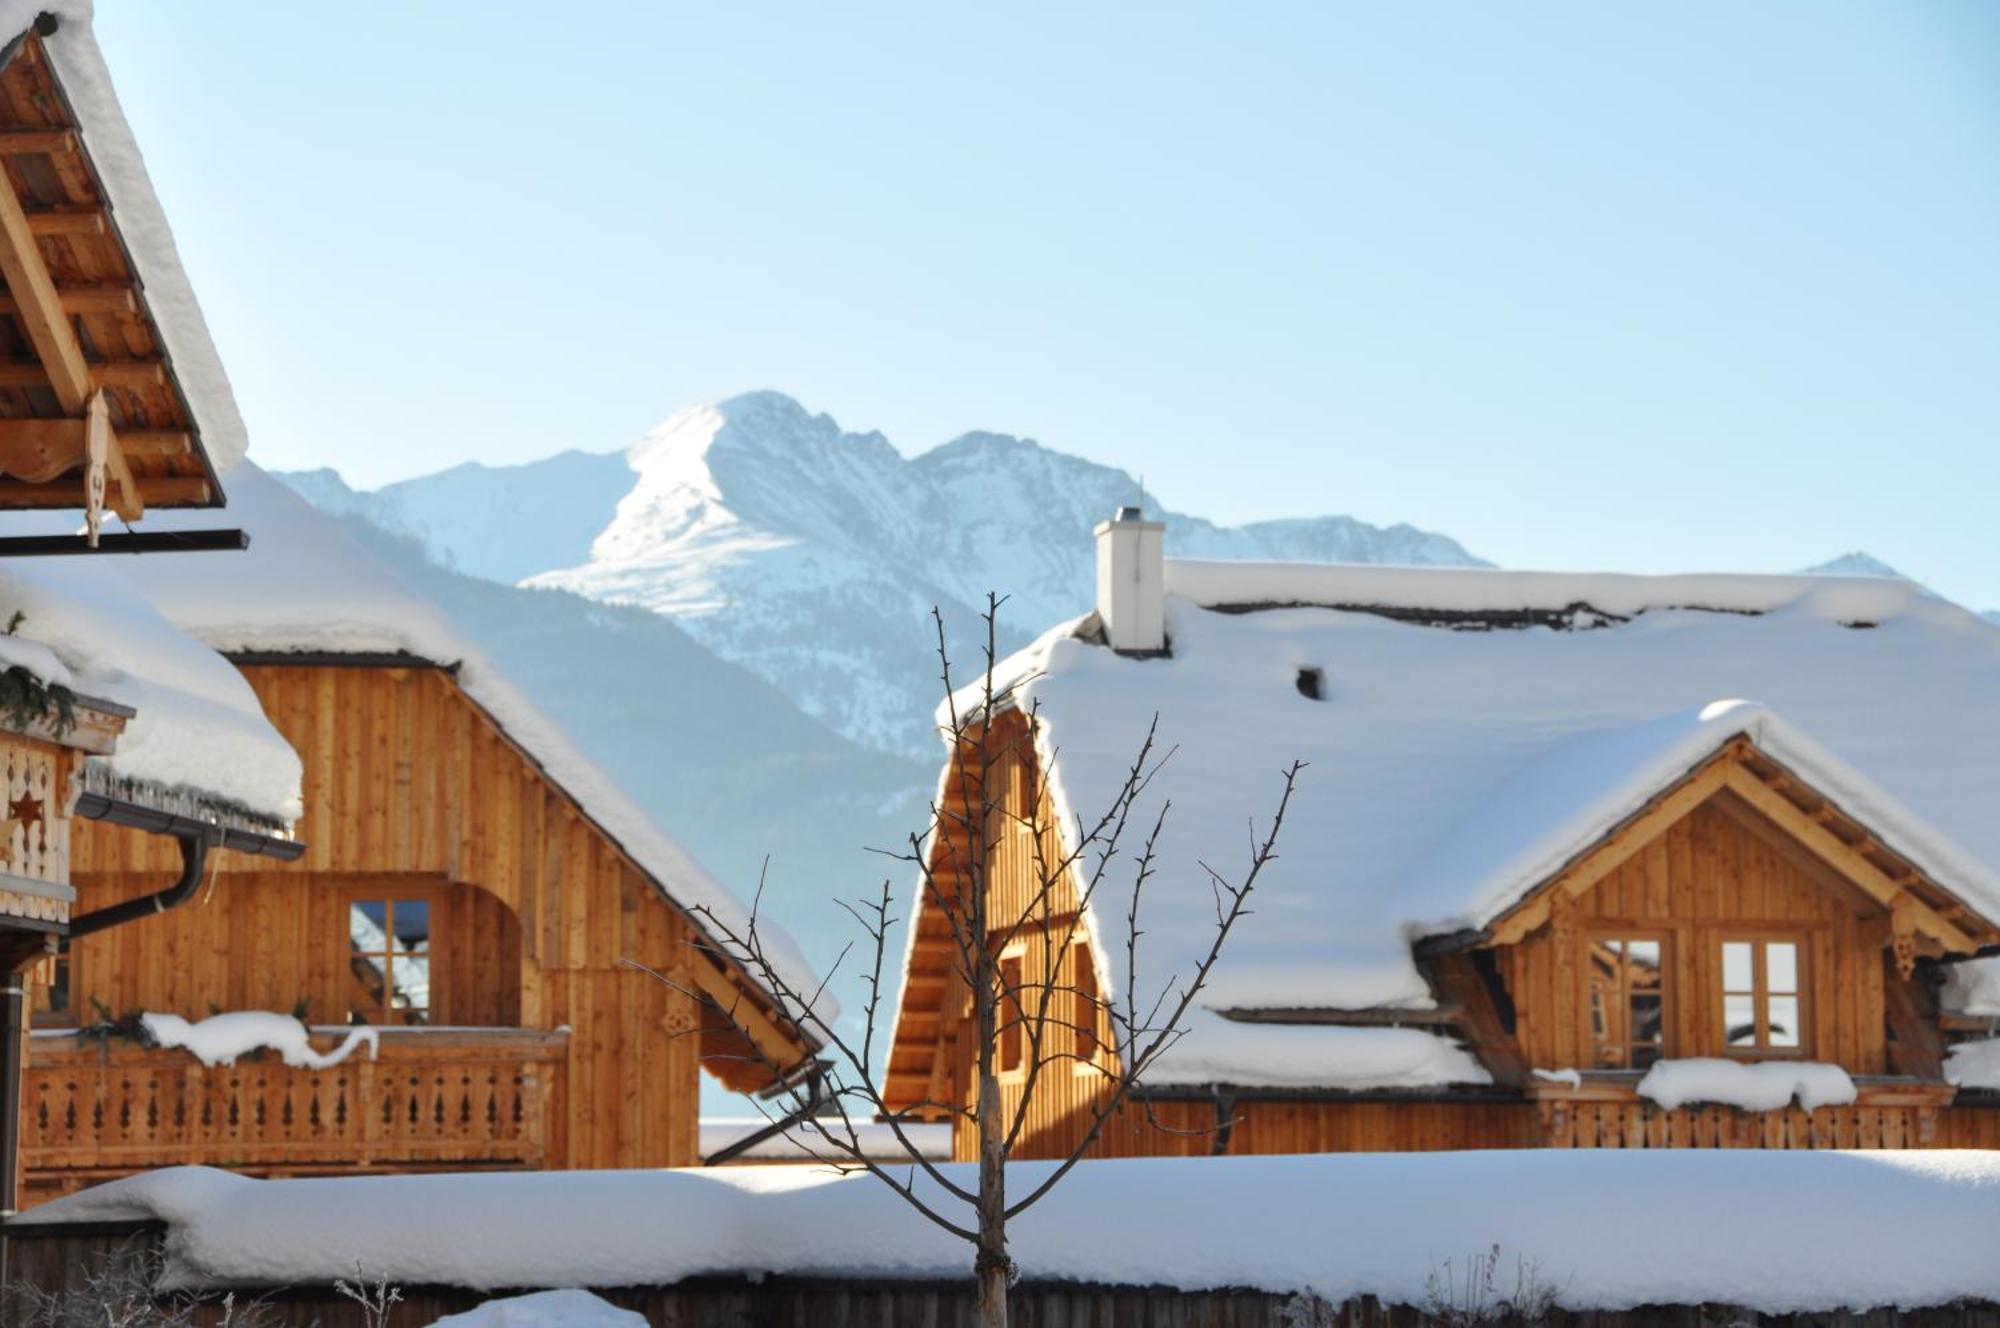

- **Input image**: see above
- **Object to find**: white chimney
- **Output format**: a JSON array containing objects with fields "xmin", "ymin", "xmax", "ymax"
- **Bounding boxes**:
[{"xmin": 1094, "ymin": 505, "xmax": 1166, "ymax": 653}]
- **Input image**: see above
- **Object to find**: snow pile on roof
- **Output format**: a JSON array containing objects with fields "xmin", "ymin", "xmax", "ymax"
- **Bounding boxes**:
[
  {"xmin": 2, "ymin": 1, "xmax": 249, "ymax": 474},
  {"xmin": 68, "ymin": 465, "xmax": 824, "ymax": 1011},
  {"xmin": 1943, "ymin": 1040, "xmax": 2000, "ymax": 1093},
  {"xmin": 1140, "ymin": 1009, "xmax": 1488, "ymax": 1090},
  {"xmin": 0, "ymin": 559, "xmax": 301, "ymax": 822},
  {"xmin": 140, "ymin": 1011, "xmax": 377, "ymax": 1071},
  {"xmin": 1635, "ymin": 1058, "xmax": 1856, "ymax": 1112},
  {"xmin": 429, "ymin": 1291, "xmax": 645, "ymax": 1328},
  {"xmin": 27, "ymin": 1154, "xmax": 2000, "ymax": 1313},
  {"xmin": 699, "ymin": 1117, "xmax": 951, "ymax": 1163},
  {"xmin": 1941, "ymin": 959, "xmax": 2000, "ymax": 1018},
  {"xmin": 958, "ymin": 568, "xmax": 2000, "ymax": 1032}
]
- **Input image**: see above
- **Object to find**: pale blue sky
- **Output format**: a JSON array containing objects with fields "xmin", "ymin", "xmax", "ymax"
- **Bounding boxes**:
[{"xmin": 94, "ymin": 3, "xmax": 2000, "ymax": 607}]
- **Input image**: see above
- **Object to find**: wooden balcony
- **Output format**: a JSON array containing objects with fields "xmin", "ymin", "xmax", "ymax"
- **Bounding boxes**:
[
  {"xmin": 1524, "ymin": 1073, "xmax": 1958, "ymax": 1149},
  {"xmin": 20, "ymin": 1026, "xmax": 567, "ymax": 1203}
]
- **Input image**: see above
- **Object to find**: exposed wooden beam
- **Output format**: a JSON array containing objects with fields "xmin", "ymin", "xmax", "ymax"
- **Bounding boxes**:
[
  {"xmin": 0, "ymin": 417, "xmax": 83, "ymax": 483},
  {"xmin": 116, "ymin": 430, "xmax": 192, "ymax": 458},
  {"xmin": 0, "ymin": 358, "xmax": 165, "ymax": 390},
  {"xmin": 0, "ymin": 129, "xmax": 78, "ymax": 156},
  {"xmin": 0, "ymin": 166, "xmax": 94, "ymax": 412},
  {"xmin": 1420, "ymin": 951, "xmax": 1526, "ymax": 1088},
  {"xmin": 0, "ymin": 285, "xmax": 138, "ymax": 318},
  {"xmin": 690, "ymin": 949, "xmax": 809, "ymax": 1072},
  {"xmin": 0, "ymin": 475, "xmax": 206, "ymax": 507},
  {"xmin": 1720, "ymin": 765, "xmax": 1981, "ymax": 953},
  {"xmin": 24, "ymin": 209, "xmax": 105, "ymax": 237}
]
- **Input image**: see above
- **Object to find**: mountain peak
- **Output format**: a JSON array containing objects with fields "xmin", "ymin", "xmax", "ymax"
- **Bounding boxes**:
[{"xmin": 1799, "ymin": 551, "xmax": 1909, "ymax": 581}]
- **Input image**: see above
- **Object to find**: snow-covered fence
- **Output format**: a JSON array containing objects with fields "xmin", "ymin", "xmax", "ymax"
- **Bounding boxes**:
[
  {"xmin": 5, "ymin": 1230, "xmax": 2000, "ymax": 1328},
  {"xmin": 11, "ymin": 1153, "xmax": 2000, "ymax": 1325}
]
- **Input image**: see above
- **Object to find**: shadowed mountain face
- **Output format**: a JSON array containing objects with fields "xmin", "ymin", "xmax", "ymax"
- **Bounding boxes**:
[{"xmin": 287, "ymin": 391, "xmax": 1486, "ymax": 758}]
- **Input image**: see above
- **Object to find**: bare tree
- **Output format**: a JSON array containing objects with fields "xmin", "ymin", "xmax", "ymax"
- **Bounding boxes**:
[{"xmin": 641, "ymin": 596, "xmax": 1300, "ymax": 1328}]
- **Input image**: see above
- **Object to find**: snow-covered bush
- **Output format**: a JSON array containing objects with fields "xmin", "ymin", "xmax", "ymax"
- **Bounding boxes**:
[{"xmin": 2, "ymin": 1241, "xmax": 281, "ymax": 1328}]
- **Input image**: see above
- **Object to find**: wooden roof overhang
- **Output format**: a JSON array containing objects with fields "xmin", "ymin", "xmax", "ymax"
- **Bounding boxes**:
[
  {"xmin": 228, "ymin": 651, "xmax": 823, "ymax": 1093},
  {"xmin": 1472, "ymin": 735, "xmax": 2000, "ymax": 967},
  {"xmin": 884, "ymin": 708, "xmax": 1026, "ymax": 1118},
  {"xmin": 0, "ymin": 28, "xmax": 222, "ymax": 529}
]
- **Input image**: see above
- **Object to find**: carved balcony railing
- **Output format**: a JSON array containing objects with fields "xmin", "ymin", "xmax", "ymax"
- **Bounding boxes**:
[
  {"xmin": 1524, "ymin": 1074, "xmax": 1958, "ymax": 1149},
  {"xmin": 21, "ymin": 1026, "xmax": 567, "ymax": 1198}
]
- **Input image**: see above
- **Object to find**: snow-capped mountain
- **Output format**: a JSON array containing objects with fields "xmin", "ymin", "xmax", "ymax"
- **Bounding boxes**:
[
  {"xmin": 1799, "ymin": 551, "xmax": 1910, "ymax": 581},
  {"xmin": 287, "ymin": 391, "xmax": 1486, "ymax": 756}
]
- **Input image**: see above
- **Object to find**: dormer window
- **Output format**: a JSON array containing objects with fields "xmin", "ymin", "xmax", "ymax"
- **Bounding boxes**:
[
  {"xmin": 1721, "ymin": 936, "xmax": 1805, "ymax": 1055},
  {"xmin": 1586, "ymin": 933, "xmax": 1667, "ymax": 1069}
]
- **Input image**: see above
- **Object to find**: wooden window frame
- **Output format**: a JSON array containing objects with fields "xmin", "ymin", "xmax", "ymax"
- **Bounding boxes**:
[
  {"xmin": 29, "ymin": 946, "xmax": 75, "ymax": 1029},
  {"xmin": 341, "ymin": 885, "xmax": 445, "ymax": 1027},
  {"xmin": 997, "ymin": 947, "xmax": 1026, "ymax": 1079},
  {"xmin": 1581, "ymin": 928, "xmax": 1672, "ymax": 1070},
  {"xmin": 1070, "ymin": 940, "xmax": 1100, "ymax": 1072},
  {"xmin": 1717, "ymin": 930, "xmax": 1810, "ymax": 1058}
]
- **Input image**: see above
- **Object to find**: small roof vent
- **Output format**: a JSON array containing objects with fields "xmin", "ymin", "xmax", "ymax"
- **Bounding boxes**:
[{"xmin": 1296, "ymin": 667, "xmax": 1325, "ymax": 701}]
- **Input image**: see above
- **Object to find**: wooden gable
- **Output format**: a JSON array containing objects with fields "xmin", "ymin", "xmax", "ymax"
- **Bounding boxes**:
[
  {"xmin": 1469, "ymin": 736, "xmax": 1999, "ymax": 1081},
  {"xmin": 1482, "ymin": 736, "xmax": 1997, "ymax": 960},
  {"xmin": 68, "ymin": 661, "xmax": 816, "ymax": 1099},
  {"xmin": 0, "ymin": 31, "xmax": 219, "ymax": 517}
]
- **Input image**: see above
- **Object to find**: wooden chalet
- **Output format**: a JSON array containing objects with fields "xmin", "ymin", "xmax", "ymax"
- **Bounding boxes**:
[
  {"xmin": 0, "ymin": 5, "xmax": 311, "ymax": 1222},
  {"xmin": 16, "ymin": 465, "xmax": 823, "ymax": 1205},
  {"xmin": 885, "ymin": 512, "xmax": 2000, "ymax": 1158}
]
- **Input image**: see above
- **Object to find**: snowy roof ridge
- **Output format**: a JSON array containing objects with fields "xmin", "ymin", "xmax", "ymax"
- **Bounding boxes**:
[
  {"xmin": 36, "ymin": 465, "xmax": 827, "ymax": 1018},
  {"xmin": 15, "ymin": 2, "xmax": 250, "ymax": 474},
  {"xmin": 1163, "ymin": 560, "xmax": 1960, "ymax": 628}
]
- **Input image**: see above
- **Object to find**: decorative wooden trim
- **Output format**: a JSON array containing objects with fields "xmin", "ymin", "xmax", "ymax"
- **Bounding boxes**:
[{"xmin": 1719, "ymin": 765, "xmax": 1979, "ymax": 953}]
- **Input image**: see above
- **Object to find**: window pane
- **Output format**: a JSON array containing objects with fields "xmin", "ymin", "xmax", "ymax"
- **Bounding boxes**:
[
  {"xmin": 1722, "ymin": 942, "xmax": 1753, "ymax": 992},
  {"xmin": 1630, "ymin": 993, "xmax": 1663, "ymax": 1047},
  {"xmin": 350, "ymin": 901, "xmax": 388, "ymax": 952},
  {"xmin": 1627, "ymin": 940, "xmax": 1662, "ymax": 989},
  {"xmin": 1765, "ymin": 942, "xmax": 1798, "ymax": 994},
  {"xmin": 391, "ymin": 900, "xmax": 431, "ymax": 948},
  {"xmin": 1766, "ymin": 995, "xmax": 1800, "ymax": 1048},
  {"xmin": 390, "ymin": 955, "xmax": 430, "ymax": 1023},
  {"xmin": 1724, "ymin": 993, "xmax": 1758, "ymax": 1045}
]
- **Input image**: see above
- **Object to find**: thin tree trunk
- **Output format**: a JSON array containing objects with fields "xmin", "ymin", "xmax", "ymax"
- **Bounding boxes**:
[{"xmin": 976, "ymin": 1064, "xmax": 1008, "ymax": 1328}]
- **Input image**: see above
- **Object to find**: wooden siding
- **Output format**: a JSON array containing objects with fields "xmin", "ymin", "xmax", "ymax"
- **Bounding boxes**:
[{"xmin": 45, "ymin": 663, "xmax": 712, "ymax": 1189}]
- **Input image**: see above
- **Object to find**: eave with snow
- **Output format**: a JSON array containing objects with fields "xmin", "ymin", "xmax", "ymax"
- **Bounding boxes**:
[
  {"xmin": 886, "ymin": 518, "xmax": 2000, "ymax": 1157},
  {"xmin": 0, "ymin": 10, "xmax": 249, "ymax": 537}
]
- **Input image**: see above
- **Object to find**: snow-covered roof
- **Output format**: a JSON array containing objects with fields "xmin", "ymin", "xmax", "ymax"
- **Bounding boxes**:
[
  {"xmin": 3, "ymin": 1, "xmax": 248, "ymax": 475},
  {"xmin": 79, "ymin": 463, "xmax": 824, "ymax": 1013},
  {"xmin": 0, "ymin": 558, "xmax": 300, "ymax": 823},
  {"xmin": 930, "ymin": 563, "xmax": 2000, "ymax": 1086},
  {"xmin": 25, "ymin": 1154, "xmax": 2000, "ymax": 1313}
]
